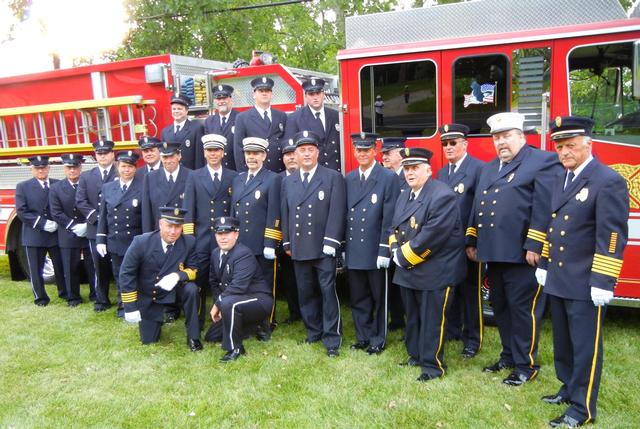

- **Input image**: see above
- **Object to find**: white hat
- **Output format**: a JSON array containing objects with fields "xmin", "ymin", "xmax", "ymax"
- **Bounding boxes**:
[
  {"xmin": 486, "ymin": 112, "xmax": 525, "ymax": 134},
  {"xmin": 242, "ymin": 137, "xmax": 268, "ymax": 152},
  {"xmin": 201, "ymin": 134, "xmax": 227, "ymax": 150}
]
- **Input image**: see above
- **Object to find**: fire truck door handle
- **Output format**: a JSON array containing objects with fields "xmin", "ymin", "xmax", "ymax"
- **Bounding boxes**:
[{"xmin": 163, "ymin": 64, "xmax": 173, "ymax": 92}]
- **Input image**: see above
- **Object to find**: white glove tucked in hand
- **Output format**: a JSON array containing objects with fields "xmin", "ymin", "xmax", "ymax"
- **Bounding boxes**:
[
  {"xmin": 376, "ymin": 256, "xmax": 390, "ymax": 269},
  {"xmin": 322, "ymin": 245, "xmax": 336, "ymax": 257},
  {"xmin": 591, "ymin": 287, "xmax": 614, "ymax": 307},
  {"xmin": 43, "ymin": 220, "xmax": 58, "ymax": 233},
  {"xmin": 71, "ymin": 223, "xmax": 87, "ymax": 237},
  {"xmin": 124, "ymin": 310, "xmax": 142, "ymax": 323},
  {"xmin": 535, "ymin": 268, "xmax": 547, "ymax": 286},
  {"xmin": 96, "ymin": 243, "xmax": 107, "ymax": 258},
  {"xmin": 263, "ymin": 247, "xmax": 276, "ymax": 260},
  {"xmin": 392, "ymin": 249, "xmax": 400, "ymax": 266},
  {"xmin": 155, "ymin": 272, "xmax": 180, "ymax": 291}
]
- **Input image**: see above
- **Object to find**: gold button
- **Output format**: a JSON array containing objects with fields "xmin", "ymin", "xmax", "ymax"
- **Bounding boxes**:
[
  {"xmin": 549, "ymin": 243, "xmax": 552, "ymax": 247},
  {"xmin": 564, "ymin": 215, "xmax": 569, "ymax": 220},
  {"xmin": 483, "ymin": 190, "xmax": 488, "ymax": 195},
  {"xmin": 491, "ymin": 212, "xmax": 495, "ymax": 216},
  {"xmin": 560, "ymin": 231, "xmax": 565, "ymax": 236},
  {"xmin": 480, "ymin": 201, "xmax": 485, "ymax": 205},
  {"xmin": 558, "ymin": 262, "xmax": 563, "ymax": 267},
  {"xmin": 478, "ymin": 224, "xmax": 483, "ymax": 228},
  {"xmin": 549, "ymin": 227, "xmax": 553, "ymax": 232},
  {"xmin": 492, "ymin": 200, "xmax": 497, "ymax": 205},
  {"xmin": 559, "ymin": 246, "xmax": 564, "ymax": 251},
  {"xmin": 490, "ymin": 223, "xmax": 494, "ymax": 227},
  {"xmin": 552, "ymin": 213, "xmax": 556, "ymax": 218},
  {"xmin": 479, "ymin": 212, "xmax": 483, "ymax": 216}
]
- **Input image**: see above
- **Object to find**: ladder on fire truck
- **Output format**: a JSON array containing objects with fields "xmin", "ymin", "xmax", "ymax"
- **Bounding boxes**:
[{"xmin": 0, "ymin": 96, "xmax": 157, "ymax": 156}]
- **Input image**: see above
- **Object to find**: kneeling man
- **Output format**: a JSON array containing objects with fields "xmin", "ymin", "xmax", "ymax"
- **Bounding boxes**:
[{"xmin": 120, "ymin": 207, "xmax": 202, "ymax": 351}]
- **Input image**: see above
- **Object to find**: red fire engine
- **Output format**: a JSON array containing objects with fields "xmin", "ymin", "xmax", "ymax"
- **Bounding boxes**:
[
  {"xmin": 0, "ymin": 53, "xmax": 337, "ymax": 280},
  {"xmin": 337, "ymin": 0, "xmax": 640, "ymax": 306}
]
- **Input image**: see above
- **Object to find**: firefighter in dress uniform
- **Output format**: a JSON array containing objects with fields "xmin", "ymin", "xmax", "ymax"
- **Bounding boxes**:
[
  {"xmin": 231, "ymin": 137, "xmax": 283, "ymax": 335},
  {"xmin": 135, "ymin": 136, "xmax": 162, "ymax": 180},
  {"xmin": 466, "ymin": 112, "xmax": 563, "ymax": 386},
  {"xmin": 281, "ymin": 130, "xmax": 346, "ymax": 357},
  {"xmin": 204, "ymin": 84, "xmax": 238, "ymax": 170},
  {"xmin": 284, "ymin": 78, "xmax": 342, "ymax": 172},
  {"xmin": 120, "ymin": 207, "xmax": 202, "ymax": 352},
  {"xmin": 15, "ymin": 155, "xmax": 66, "ymax": 306},
  {"xmin": 389, "ymin": 148, "xmax": 466, "ymax": 381},
  {"xmin": 435, "ymin": 124, "xmax": 485, "ymax": 358},
  {"xmin": 160, "ymin": 94, "xmax": 205, "ymax": 170},
  {"xmin": 535, "ymin": 116, "xmax": 628, "ymax": 428},
  {"xmin": 233, "ymin": 76, "xmax": 287, "ymax": 173},
  {"xmin": 49, "ymin": 154, "xmax": 95, "ymax": 306},
  {"xmin": 96, "ymin": 150, "xmax": 143, "ymax": 317},
  {"xmin": 208, "ymin": 216, "xmax": 274, "ymax": 362},
  {"xmin": 76, "ymin": 139, "xmax": 117, "ymax": 312},
  {"xmin": 183, "ymin": 134, "xmax": 238, "ymax": 334},
  {"xmin": 345, "ymin": 133, "xmax": 400, "ymax": 355}
]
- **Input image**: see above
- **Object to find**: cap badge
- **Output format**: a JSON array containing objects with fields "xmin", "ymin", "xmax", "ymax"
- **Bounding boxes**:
[
  {"xmin": 360, "ymin": 132, "xmax": 365, "ymax": 140},
  {"xmin": 405, "ymin": 148, "xmax": 410, "ymax": 156},
  {"xmin": 37, "ymin": 156, "xmax": 41, "ymax": 161},
  {"xmin": 221, "ymin": 217, "xmax": 226, "ymax": 224},
  {"xmin": 218, "ymin": 85, "xmax": 223, "ymax": 91},
  {"xmin": 311, "ymin": 79, "xmax": 316, "ymax": 85},
  {"xmin": 127, "ymin": 150, "xmax": 133, "ymax": 156},
  {"xmin": 262, "ymin": 77, "xmax": 267, "ymax": 83},
  {"xmin": 163, "ymin": 142, "xmax": 168, "ymax": 149},
  {"xmin": 507, "ymin": 173, "xmax": 515, "ymax": 183},
  {"xmin": 303, "ymin": 131, "xmax": 308, "ymax": 138},
  {"xmin": 99, "ymin": 141, "xmax": 104, "ymax": 147},
  {"xmin": 144, "ymin": 137, "xmax": 148, "ymax": 143},
  {"xmin": 174, "ymin": 208, "xmax": 180, "ymax": 216},
  {"xmin": 555, "ymin": 116, "xmax": 562, "ymax": 127},
  {"xmin": 444, "ymin": 124, "xmax": 449, "ymax": 132}
]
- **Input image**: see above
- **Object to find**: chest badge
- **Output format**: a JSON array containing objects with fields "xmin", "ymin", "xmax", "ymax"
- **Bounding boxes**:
[
  {"xmin": 576, "ymin": 187, "xmax": 589, "ymax": 202},
  {"xmin": 371, "ymin": 193, "xmax": 378, "ymax": 204},
  {"xmin": 410, "ymin": 216, "xmax": 417, "ymax": 229},
  {"xmin": 132, "ymin": 198, "xmax": 138, "ymax": 207},
  {"xmin": 185, "ymin": 139, "xmax": 191, "ymax": 148},
  {"xmin": 507, "ymin": 173, "xmax": 515, "ymax": 183},
  {"xmin": 318, "ymin": 190, "xmax": 325, "ymax": 201},
  {"xmin": 456, "ymin": 183, "xmax": 464, "ymax": 194},
  {"xmin": 255, "ymin": 190, "xmax": 261, "ymax": 200}
]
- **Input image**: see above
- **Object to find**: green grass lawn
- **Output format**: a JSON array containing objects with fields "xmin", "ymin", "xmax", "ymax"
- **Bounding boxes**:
[{"xmin": 0, "ymin": 255, "xmax": 639, "ymax": 428}]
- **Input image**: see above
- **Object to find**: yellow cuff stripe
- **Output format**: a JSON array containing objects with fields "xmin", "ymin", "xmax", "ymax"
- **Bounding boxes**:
[
  {"xmin": 389, "ymin": 234, "xmax": 398, "ymax": 247},
  {"xmin": 608, "ymin": 232, "xmax": 618, "ymax": 254},
  {"xmin": 541, "ymin": 241, "xmax": 549, "ymax": 258},
  {"xmin": 401, "ymin": 242, "xmax": 425, "ymax": 266},
  {"xmin": 183, "ymin": 223, "xmax": 195, "ymax": 234},
  {"xmin": 420, "ymin": 248, "xmax": 432, "ymax": 259},
  {"xmin": 527, "ymin": 228, "xmax": 547, "ymax": 243},
  {"xmin": 591, "ymin": 253, "xmax": 623, "ymax": 279},
  {"xmin": 179, "ymin": 267, "xmax": 197, "ymax": 281},
  {"xmin": 466, "ymin": 227, "xmax": 477, "ymax": 238},
  {"xmin": 264, "ymin": 228, "xmax": 283, "ymax": 240},
  {"xmin": 121, "ymin": 291, "xmax": 137, "ymax": 303}
]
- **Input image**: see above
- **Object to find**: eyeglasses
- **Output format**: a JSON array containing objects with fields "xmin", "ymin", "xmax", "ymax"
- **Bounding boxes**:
[{"xmin": 441, "ymin": 140, "xmax": 459, "ymax": 147}]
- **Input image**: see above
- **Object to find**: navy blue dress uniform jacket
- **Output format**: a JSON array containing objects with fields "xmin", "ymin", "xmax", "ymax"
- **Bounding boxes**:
[
  {"xmin": 231, "ymin": 168, "xmax": 283, "ymax": 255},
  {"xmin": 161, "ymin": 120, "xmax": 205, "ymax": 170},
  {"xmin": 345, "ymin": 163, "xmax": 400, "ymax": 270},
  {"xmin": 49, "ymin": 180, "xmax": 88, "ymax": 248},
  {"xmin": 96, "ymin": 177, "xmax": 143, "ymax": 256},
  {"xmin": 204, "ymin": 110, "xmax": 239, "ymax": 170},
  {"xmin": 233, "ymin": 107, "xmax": 287, "ymax": 173},
  {"xmin": 540, "ymin": 159, "xmax": 629, "ymax": 299},
  {"xmin": 16, "ymin": 178, "xmax": 59, "ymax": 247},
  {"xmin": 141, "ymin": 166, "xmax": 191, "ymax": 233},
  {"xmin": 281, "ymin": 166, "xmax": 346, "ymax": 260},
  {"xmin": 209, "ymin": 242, "xmax": 271, "ymax": 302},
  {"xmin": 76, "ymin": 166, "xmax": 117, "ymax": 240},
  {"xmin": 390, "ymin": 178, "xmax": 466, "ymax": 290},
  {"xmin": 284, "ymin": 106, "xmax": 342, "ymax": 172},
  {"xmin": 182, "ymin": 167, "xmax": 238, "ymax": 265},
  {"xmin": 119, "ymin": 231, "xmax": 198, "ymax": 322},
  {"xmin": 466, "ymin": 145, "xmax": 563, "ymax": 262},
  {"xmin": 436, "ymin": 154, "xmax": 485, "ymax": 232}
]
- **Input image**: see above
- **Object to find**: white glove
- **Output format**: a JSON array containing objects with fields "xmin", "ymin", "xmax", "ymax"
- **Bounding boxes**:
[
  {"xmin": 263, "ymin": 247, "xmax": 276, "ymax": 260},
  {"xmin": 377, "ymin": 256, "xmax": 390, "ymax": 269},
  {"xmin": 71, "ymin": 223, "xmax": 87, "ymax": 237},
  {"xmin": 155, "ymin": 272, "xmax": 180, "ymax": 291},
  {"xmin": 322, "ymin": 245, "xmax": 336, "ymax": 257},
  {"xmin": 96, "ymin": 243, "xmax": 107, "ymax": 257},
  {"xmin": 392, "ymin": 249, "xmax": 400, "ymax": 266},
  {"xmin": 43, "ymin": 220, "xmax": 58, "ymax": 233},
  {"xmin": 124, "ymin": 310, "xmax": 142, "ymax": 323},
  {"xmin": 591, "ymin": 287, "xmax": 614, "ymax": 307},
  {"xmin": 535, "ymin": 268, "xmax": 547, "ymax": 286}
]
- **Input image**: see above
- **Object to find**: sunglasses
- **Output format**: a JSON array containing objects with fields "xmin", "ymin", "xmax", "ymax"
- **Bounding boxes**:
[{"xmin": 441, "ymin": 140, "xmax": 459, "ymax": 147}]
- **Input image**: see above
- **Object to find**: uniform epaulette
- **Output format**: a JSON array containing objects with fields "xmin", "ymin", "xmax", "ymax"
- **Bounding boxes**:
[
  {"xmin": 121, "ymin": 291, "xmax": 138, "ymax": 303},
  {"xmin": 264, "ymin": 227, "xmax": 282, "ymax": 241},
  {"xmin": 591, "ymin": 253, "xmax": 623, "ymax": 279}
]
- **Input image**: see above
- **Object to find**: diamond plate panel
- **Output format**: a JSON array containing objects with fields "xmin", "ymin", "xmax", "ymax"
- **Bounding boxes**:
[
  {"xmin": 216, "ymin": 74, "xmax": 298, "ymax": 110},
  {"xmin": 0, "ymin": 162, "xmax": 96, "ymax": 190},
  {"xmin": 346, "ymin": 0, "xmax": 627, "ymax": 50}
]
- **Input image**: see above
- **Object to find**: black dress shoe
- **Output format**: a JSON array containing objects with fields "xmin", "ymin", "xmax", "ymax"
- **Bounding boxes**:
[
  {"xmin": 483, "ymin": 360, "xmax": 514, "ymax": 373},
  {"xmin": 67, "ymin": 300, "xmax": 82, "ymax": 307},
  {"xmin": 366, "ymin": 345, "xmax": 384, "ymax": 355},
  {"xmin": 298, "ymin": 337, "xmax": 320, "ymax": 345},
  {"xmin": 165, "ymin": 313, "xmax": 177, "ymax": 323},
  {"xmin": 327, "ymin": 348, "xmax": 339, "ymax": 357},
  {"xmin": 188, "ymin": 339, "xmax": 203, "ymax": 352},
  {"xmin": 94, "ymin": 304, "xmax": 110, "ymax": 312},
  {"xmin": 461, "ymin": 347, "xmax": 478, "ymax": 358},
  {"xmin": 35, "ymin": 301, "xmax": 49, "ymax": 307},
  {"xmin": 398, "ymin": 356, "xmax": 419, "ymax": 367},
  {"xmin": 549, "ymin": 414, "xmax": 590, "ymax": 428},
  {"xmin": 220, "ymin": 347, "xmax": 246, "ymax": 362},
  {"xmin": 350, "ymin": 341, "xmax": 369, "ymax": 350},
  {"xmin": 541, "ymin": 394, "xmax": 570, "ymax": 405},
  {"xmin": 416, "ymin": 373, "xmax": 441, "ymax": 382},
  {"xmin": 256, "ymin": 327, "xmax": 272, "ymax": 342},
  {"xmin": 502, "ymin": 371, "xmax": 537, "ymax": 386}
]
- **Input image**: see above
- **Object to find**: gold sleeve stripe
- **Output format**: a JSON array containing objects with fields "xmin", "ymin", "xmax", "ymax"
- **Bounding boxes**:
[
  {"xmin": 591, "ymin": 253, "xmax": 623, "ymax": 278},
  {"xmin": 264, "ymin": 228, "xmax": 283, "ymax": 240},
  {"xmin": 420, "ymin": 249, "xmax": 432, "ymax": 259},
  {"xmin": 466, "ymin": 227, "xmax": 477, "ymax": 238},
  {"xmin": 401, "ymin": 242, "xmax": 425, "ymax": 266},
  {"xmin": 179, "ymin": 267, "xmax": 197, "ymax": 281},
  {"xmin": 183, "ymin": 223, "xmax": 195, "ymax": 234},
  {"xmin": 121, "ymin": 291, "xmax": 137, "ymax": 298},
  {"xmin": 389, "ymin": 234, "xmax": 398, "ymax": 247},
  {"xmin": 541, "ymin": 241, "xmax": 549, "ymax": 258},
  {"xmin": 121, "ymin": 291, "xmax": 137, "ymax": 303},
  {"xmin": 526, "ymin": 228, "xmax": 547, "ymax": 243},
  {"xmin": 608, "ymin": 232, "xmax": 618, "ymax": 254}
]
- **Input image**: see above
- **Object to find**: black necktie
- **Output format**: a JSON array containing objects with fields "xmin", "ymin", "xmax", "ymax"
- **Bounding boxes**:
[
  {"xmin": 409, "ymin": 192, "xmax": 416, "ymax": 202},
  {"xmin": 222, "ymin": 116, "xmax": 227, "ymax": 128},
  {"xmin": 302, "ymin": 172, "xmax": 309, "ymax": 188},
  {"xmin": 43, "ymin": 181, "xmax": 49, "ymax": 191},
  {"xmin": 102, "ymin": 169, "xmax": 108, "ymax": 182},
  {"xmin": 213, "ymin": 172, "xmax": 220, "ymax": 186},
  {"xmin": 122, "ymin": 184, "xmax": 127, "ymax": 193},
  {"xmin": 564, "ymin": 171, "xmax": 575, "ymax": 191},
  {"xmin": 165, "ymin": 243, "xmax": 173, "ymax": 254},
  {"xmin": 315, "ymin": 111, "xmax": 323, "ymax": 130},
  {"xmin": 263, "ymin": 111, "xmax": 271, "ymax": 128},
  {"xmin": 175, "ymin": 124, "xmax": 181, "ymax": 134},
  {"xmin": 360, "ymin": 173, "xmax": 366, "ymax": 187},
  {"xmin": 219, "ymin": 252, "xmax": 227, "ymax": 268},
  {"xmin": 247, "ymin": 173, "xmax": 254, "ymax": 184},
  {"xmin": 73, "ymin": 183, "xmax": 78, "ymax": 191},
  {"xmin": 168, "ymin": 174, "xmax": 174, "ymax": 185},
  {"xmin": 449, "ymin": 164, "xmax": 455, "ymax": 177}
]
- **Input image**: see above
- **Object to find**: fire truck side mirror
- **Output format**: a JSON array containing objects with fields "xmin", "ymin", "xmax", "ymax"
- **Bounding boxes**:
[{"xmin": 634, "ymin": 41, "xmax": 640, "ymax": 100}]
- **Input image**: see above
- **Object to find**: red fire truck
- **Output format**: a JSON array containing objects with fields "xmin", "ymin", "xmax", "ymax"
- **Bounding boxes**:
[
  {"xmin": 337, "ymin": 0, "xmax": 640, "ymax": 306},
  {"xmin": 0, "ymin": 53, "xmax": 337, "ymax": 280}
]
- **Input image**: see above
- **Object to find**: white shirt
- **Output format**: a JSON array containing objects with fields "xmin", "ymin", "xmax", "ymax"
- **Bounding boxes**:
[
  {"xmin": 38, "ymin": 179, "xmax": 49, "ymax": 189},
  {"xmin": 309, "ymin": 106, "xmax": 325, "ymax": 130},
  {"xmin": 448, "ymin": 153, "xmax": 467, "ymax": 174},
  {"xmin": 247, "ymin": 167, "xmax": 262, "ymax": 183},
  {"xmin": 161, "ymin": 238, "xmax": 175, "ymax": 253},
  {"xmin": 358, "ymin": 163, "xmax": 375, "ymax": 181},
  {"xmin": 147, "ymin": 163, "xmax": 160, "ymax": 172},
  {"xmin": 207, "ymin": 165, "xmax": 223, "ymax": 182},
  {"xmin": 571, "ymin": 155, "xmax": 594, "ymax": 180},
  {"xmin": 395, "ymin": 167, "xmax": 403, "ymax": 176},
  {"xmin": 174, "ymin": 119, "xmax": 187, "ymax": 133},
  {"xmin": 219, "ymin": 113, "xmax": 230, "ymax": 127},
  {"xmin": 164, "ymin": 165, "xmax": 181, "ymax": 182},
  {"xmin": 409, "ymin": 185, "xmax": 424, "ymax": 200},
  {"xmin": 255, "ymin": 105, "xmax": 272, "ymax": 123},
  {"xmin": 300, "ymin": 164, "xmax": 318, "ymax": 183},
  {"xmin": 99, "ymin": 165, "xmax": 112, "ymax": 178},
  {"xmin": 119, "ymin": 178, "xmax": 133, "ymax": 190}
]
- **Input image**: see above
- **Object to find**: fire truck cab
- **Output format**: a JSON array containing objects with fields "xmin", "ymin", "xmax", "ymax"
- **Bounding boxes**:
[{"xmin": 338, "ymin": 0, "xmax": 640, "ymax": 306}]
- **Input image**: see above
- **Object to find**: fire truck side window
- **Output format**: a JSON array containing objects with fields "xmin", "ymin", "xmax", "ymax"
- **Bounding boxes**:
[
  {"xmin": 453, "ymin": 54, "xmax": 510, "ymax": 135},
  {"xmin": 569, "ymin": 42, "xmax": 640, "ymax": 145},
  {"xmin": 359, "ymin": 60, "xmax": 437, "ymax": 137}
]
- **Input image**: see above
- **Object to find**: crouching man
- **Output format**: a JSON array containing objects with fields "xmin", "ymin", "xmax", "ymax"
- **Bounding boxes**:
[
  {"xmin": 119, "ymin": 207, "xmax": 202, "ymax": 352},
  {"xmin": 208, "ymin": 216, "xmax": 274, "ymax": 362}
]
